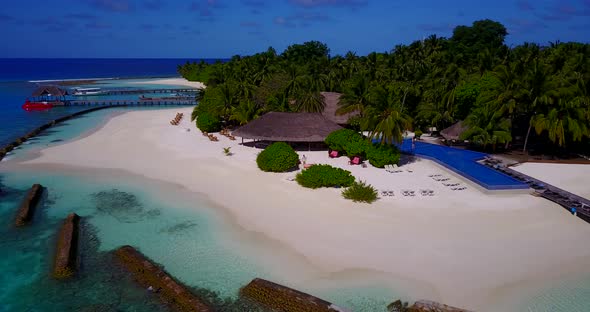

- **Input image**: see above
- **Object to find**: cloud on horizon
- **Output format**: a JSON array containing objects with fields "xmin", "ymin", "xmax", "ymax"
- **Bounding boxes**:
[
  {"xmin": 539, "ymin": 1, "xmax": 590, "ymax": 21},
  {"xmin": 507, "ymin": 18, "xmax": 548, "ymax": 35},
  {"xmin": 64, "ymin": 13, "xmax": 98, "ymax": 20},
  {"xmin": 85, "ymin": 21, "xmax": 112, "ymax": 29},
  {"xmin": 189, "ymin": 0, "xmax": 225, "ymax": 17},
  {"xmin": 143, "ymin": 0, "xmax": 165, "ymax": 10},
  {"xmin": 88, "ymin": 0, "xmax": 134, "ymax": 13},
  {"xmin": 516, "ymin": 0, "xmax": 534, "ymax": 11},
  {"xmin": 287, "ymin": 0, "xmax": 368, "ymax": 9},
  {"xmin": 274, "ymin": 11, "xmax": 331, "ymax": 27},
  {"xmin": 0, "ymin": 13, "xmax": 14, "ymax": 22},
  {"xmin": 417, "ymin": 22, "xmax": 455, "ymax": 33},
  {"xmin": 33, "ymin": 17, "xmax": 75, "ymax": 32},
  {"xmin": 240, "ymin": 21, "xmax": 261, "ymax": 27}
]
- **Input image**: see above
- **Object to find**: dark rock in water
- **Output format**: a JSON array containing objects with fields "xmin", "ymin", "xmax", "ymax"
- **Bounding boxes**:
[
  {"xmin": 240, "ymin": 278, "xmax": 347, "ymax": 312},
  {"xmin": 78, "ymin": 304, "xmax": 117, "ymax": 312},
  {"xmin": 91, "ymin": 189, "xmax": 159, "ymax": 223},
  {"xmin": 50, "ymin": 139, "xmax": 64, "ymax": 143},
  {"xmin": 407, "ymin": 300, "xmax": 474, "ymax": 312},
  {"xmin": 159, "ymin": 221, "xmax": 197, "ymax": 235},
  {"xmin": 53, "ymin": 213, "xmax": 80, "ymax": 279},
  {"xmin": 15, "ymin": 184, "xmax": 44, "ymax": 226},
  {"xmin": 115, "ymin": 245, "xmax": 213, "ymax": 312},
  {"xmin": 388, "ymin": 299, "xmax": 409, "ymax": 312}
]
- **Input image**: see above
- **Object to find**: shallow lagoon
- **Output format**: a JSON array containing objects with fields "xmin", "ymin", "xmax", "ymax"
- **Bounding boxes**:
[{"xmin": 0, "ymin": 107, "xmax": 398, "ymax": 311}]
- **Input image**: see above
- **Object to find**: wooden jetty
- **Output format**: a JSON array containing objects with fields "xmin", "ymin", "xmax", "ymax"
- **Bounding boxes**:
[
  {"xmin": 102, "ymin": 88, "xmax": 199, "ymax": 95},
  {"xmin": 67, "ymin": 99, "xmax": 196, "ymax": 106}
]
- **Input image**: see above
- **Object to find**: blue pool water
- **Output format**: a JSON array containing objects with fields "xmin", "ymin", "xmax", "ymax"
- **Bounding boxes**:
[{"xmin": 399, "ymin": 140, "xmax": 529, "ymax": 190}]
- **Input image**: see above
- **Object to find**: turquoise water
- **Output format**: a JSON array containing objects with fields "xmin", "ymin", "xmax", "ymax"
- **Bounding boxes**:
[{"xmin": 0, "ymin": 106, "xmax": 400, "ymax": 311}]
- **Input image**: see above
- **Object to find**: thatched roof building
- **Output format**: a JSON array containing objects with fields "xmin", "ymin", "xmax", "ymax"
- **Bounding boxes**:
[
  {"xmin": 320, "ymin": 92, "xmax": 358, "ymax": 125},
  {"xmin": 32, "ymin": 86, "xmax": 68, "ymax": 97},
  {"xmin": 232, "ymin": 112, "xmax": 342, "ymax": 142},
  {"xmin": 440, "ymin": 121, "xmax": 468, "ymax": 141}
]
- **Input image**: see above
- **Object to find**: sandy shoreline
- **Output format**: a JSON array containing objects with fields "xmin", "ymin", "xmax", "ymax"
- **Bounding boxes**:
[
  {"xmin": 130, "ymin": 77, "xmax": 206, "ymax": 89},
  {"xmin": 13, "ymin": 107, "xmax": 590, "ymax": 310}
]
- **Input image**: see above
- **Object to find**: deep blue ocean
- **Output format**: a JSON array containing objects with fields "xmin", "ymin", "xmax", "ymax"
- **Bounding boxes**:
[{"xmin": 0, "ymin": 58, "xmax": 219, "ymax": 147}]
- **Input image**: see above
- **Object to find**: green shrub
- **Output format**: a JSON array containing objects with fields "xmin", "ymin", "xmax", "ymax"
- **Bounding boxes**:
[
  {"xmin": 366, "ymin": 144, "xmax": 400, "ymax": 168},
  {"xmin": 325, "ymin": 129, "xmax": 363, "ymax": 152},
  {"xmin": 342, "ymin": 180, "xmax": 378, "ymax": 203},
  {"xmin": 196, "ymin": 112, "xmax": 221, "ymax": 132},
  {"xmin": 344, "ymin": 139, "xmax": 371, "ymax": 158},
  {"xmin": 256, "ymin": 142, "xmax": 299, "ymax": 172},
  {"xmin": 296, "ymin": 164, "xmax": 355, "ymax": 189},
  {"xmin": 414, "ymin": 130, "xmax": 423, "ymax": 139}
]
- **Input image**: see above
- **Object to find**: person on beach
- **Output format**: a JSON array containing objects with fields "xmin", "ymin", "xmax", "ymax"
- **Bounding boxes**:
[
  {"xmin": 302, "ymin": 154, "xmax": 307, "ymax": 166},
  {"xmin": 571, "ymin": 207, "xmax": 577, "ymax": 216}
]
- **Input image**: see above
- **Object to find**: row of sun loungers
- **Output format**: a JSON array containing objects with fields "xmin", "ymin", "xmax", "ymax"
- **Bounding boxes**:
[
  {"xmin": 380, "ymin": 189, "xmax": 435, "ymax": 197},
  {"xmin": 430, "ymin": 174, "xmax": 467, "ymax": 190},
  {"xmin": 220, "ymin": 129, "xmax": 237, "ymax": 141},
  {"xmin": 385, "ymin": 164, "xmax": 412, "ymax": 173},
  {"xmin": 170, "ymin": 112, "xmax": 183, "ymax": 125},
  {"xmin": 201, "ymin": 131, "xmax": 219, "ymax": 142}
]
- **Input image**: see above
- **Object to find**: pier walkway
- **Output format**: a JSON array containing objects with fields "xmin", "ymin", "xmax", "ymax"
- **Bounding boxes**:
[
  {"xmin": 66, "ymin": 99, "xmax": 196, "ymax": 106},
  {"xmin": 101, "ymin": 88, "xmax": 199, "ymax": 95}
]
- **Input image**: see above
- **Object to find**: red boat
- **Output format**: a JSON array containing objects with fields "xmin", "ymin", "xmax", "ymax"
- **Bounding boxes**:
[{"xmin": 22, "ymin": 99, "xmax": 55, "ymax": 111}]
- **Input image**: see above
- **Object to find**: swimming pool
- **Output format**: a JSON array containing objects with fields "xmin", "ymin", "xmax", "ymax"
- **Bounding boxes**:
[{"xmin": 399, "ymin": 140, "xmax": 529, "ymax": 190}]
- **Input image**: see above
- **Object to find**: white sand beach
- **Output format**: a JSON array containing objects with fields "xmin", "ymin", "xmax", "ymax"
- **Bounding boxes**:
[
  {"xmin": 131, "ymin": 77, "xmax": 206, "ymax": 89},
  {"xmin": 20, "ymin": 108, "xmax": 590, "ymax": 311}
]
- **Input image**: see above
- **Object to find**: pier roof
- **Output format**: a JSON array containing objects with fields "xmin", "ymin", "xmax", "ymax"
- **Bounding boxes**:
[
  {"xmin": 232, "ymin": 112, "xmax": 342, "ymax": 142},
  {"xmin": 32, "ymin": 86, "xmax": 68, "ymax": 97}
]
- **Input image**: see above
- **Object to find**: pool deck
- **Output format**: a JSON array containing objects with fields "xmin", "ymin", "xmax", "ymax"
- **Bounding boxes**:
[
  {"xmin": 398, "ymin": 139, "xmax": 590, "ymax": 223},
  {"xmin": 399, "ymin": 140, "xmax": 529, "ymax": 191}
]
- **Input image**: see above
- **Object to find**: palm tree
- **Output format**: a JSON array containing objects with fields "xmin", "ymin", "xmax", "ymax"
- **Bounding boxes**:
[
  {"xmin": 230, "ymin": 100, "xmax": 262, "ymax": 125},
  {"xmin": 362, "ymin": 85, "xmax": 412, "ymax": 144},
  {"xmin": 461, "ymin": 102, "xmax": 512, "ymax": 151},
  {"xmin": 337, "ymin": 75, "xmax": 371, "ymax": 117},
  {"xmin": 531, "ymin": 98, "xmax": 589, "ymax": 147},
  {"xmin": 218, "ymin": 82, "xmax": 239, "ymax": 120},
  {"xmin": 522, "ymin": 59, "xmax": 555, "ymax": 153}
]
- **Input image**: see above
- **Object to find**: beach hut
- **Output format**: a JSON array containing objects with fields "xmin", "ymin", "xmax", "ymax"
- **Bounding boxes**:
[
  {"xmin": 31, "ymin": 86, "xmax": 68, "ymax": 104},
  {"xmin": 320, "ymin": 92, "xmax": 358, "ymax": 125},
  {"xmin": 232, "ymin": 112, "xmax": 342, "ymax": 149},
  {"xmin": 440, "ymin": 121, "xmax": 468, "ymax": 144}
]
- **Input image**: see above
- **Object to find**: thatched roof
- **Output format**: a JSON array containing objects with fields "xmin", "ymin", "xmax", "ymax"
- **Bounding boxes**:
[
  {"xmin": 320, "ymin": 92, "xmax": 358, "ymax": 124},
  {"xmin": 232, "ymin": 112, "xmax": 342, "ymax": 142},
  {"xmin": 441, "ymin": 121, "xmax": 468, "ymax": 141},
  {"xmin": 32, "ymin": 86, "xmax": 68, "ymax": 97}
]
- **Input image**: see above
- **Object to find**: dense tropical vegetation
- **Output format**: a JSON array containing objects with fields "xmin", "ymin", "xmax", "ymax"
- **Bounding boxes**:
[{"xmin": 180, "ymin": 19, "xmax": 590, "ymax": 156}]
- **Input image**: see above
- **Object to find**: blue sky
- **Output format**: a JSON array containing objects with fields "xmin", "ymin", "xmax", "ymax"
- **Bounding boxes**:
[{"xmin": 1, "ymin": 0, "xmax": 589, "ymax": 58}]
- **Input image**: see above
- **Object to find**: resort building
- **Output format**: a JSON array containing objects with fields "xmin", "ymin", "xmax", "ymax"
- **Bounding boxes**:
[{"xmin": 232, "ymin": 112, "xmax": 342, "ymax": 149}]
